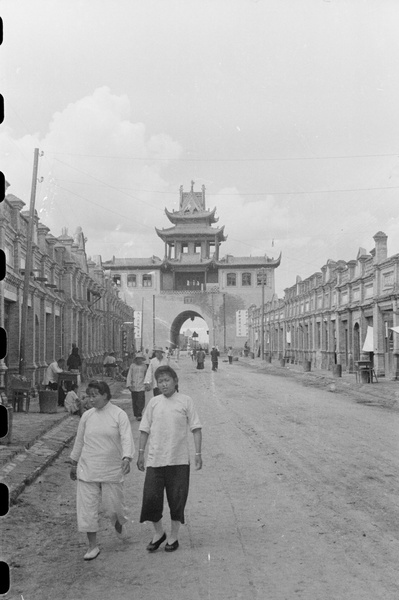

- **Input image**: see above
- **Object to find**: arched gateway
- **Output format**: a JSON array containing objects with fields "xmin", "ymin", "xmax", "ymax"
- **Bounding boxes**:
[
  {"xmin": 170, "ymin": 310, "xmax": 207, "ymax": 349},
  {"xmin": 103, "ymin": 183, "xmax": 281, "ymax": 352}
]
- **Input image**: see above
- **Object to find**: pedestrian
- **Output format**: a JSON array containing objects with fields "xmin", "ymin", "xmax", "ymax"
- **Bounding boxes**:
[
  {"xmin": 196, "ymin": 346, "xmax": 206, "ymax": 370},
  {"xmin": 43, "ymin": 358, "xmax": 66, "ymax": 406},
  {"xmin": 227, "ymin": 346, "xmax": 233, "ymax": 364},
  {"xmin": 64, "ymin": 382, "xmax": 81, "ymax": 415},
  {"xmin": 43, "ymin": 358, "xmax": 65, "ymax": 390},
  {"xmin": 126, "ymin": 352, "xmax": 147, "ymax": 420},
  {"xmin": 69, "ymin": 380, "xmax": 135, "ymax": 561},
  {"xmin": 67, "ymin": 347, "xmax": 82, "ymax": 372},
  {"xmin": 210, "ymin": 346, "xmax": 220, "ymax": 371},
  {"xmin": 103, "ymin": 352, "xmax": 117, "ymax": 377},
  {"xmin": 137, "ymin": 365, "xmax": 202, "ymax": 553},
  {"xmin": 144, "ymin": 346, "xmax": 169, "ymax": 396}
]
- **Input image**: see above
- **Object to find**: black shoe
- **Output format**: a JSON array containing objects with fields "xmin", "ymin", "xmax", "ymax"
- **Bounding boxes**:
[
  {"xmin": 165, "ymin": 540, "xmax": 179, "ymax": 552},
  {"xmin": 115, "ymin": 520, "xmax": 122, "ymax": 534},
  {"xmin": 146, "ymin": 532, "xmax": 166, "ymax": 552}
]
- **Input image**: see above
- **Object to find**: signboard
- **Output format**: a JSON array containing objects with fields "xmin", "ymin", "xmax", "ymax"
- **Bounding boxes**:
[
  {"xmin": 236, "ymin": 310, "xmax": 248, "ymax": 337},
  {"xmin": 134, "ymin": 311, "xmax": 142, "ymax": 339}
]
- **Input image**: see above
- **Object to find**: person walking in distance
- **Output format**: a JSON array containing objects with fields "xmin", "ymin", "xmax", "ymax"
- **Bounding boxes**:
[
  {"xmin": 126, "ymin": 352, "xmax": 147, "ymax": 420},
  {"xmin": 144, "ymin": 347, "xmax": 169, "ymax": 396},
  {"xmin": 210, "ymin": 346, "xmax": 220, "ymax": 371},
  {"xmin": 227, "ymin": 346, "xmax": 233, "ymax": 365},
  {"xmin": 137, "ymin": 365, "xmax": 202, "ymax": 553},
  {"xmin": 196, "ymin": 346, "xmax": 206, "ymax": 370}
]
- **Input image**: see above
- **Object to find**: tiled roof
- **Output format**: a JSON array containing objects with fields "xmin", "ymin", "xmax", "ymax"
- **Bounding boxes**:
[
  {"xmin": 156, "ymin": 224, "xmax": 225, "ymax": 236},
  {"xmin": 217, "ymin": 254, "xmax": 281, "ymax": 267},
  {"xmin": 103, "ymin": 257, "xmax": 163, "ymax": 267}
]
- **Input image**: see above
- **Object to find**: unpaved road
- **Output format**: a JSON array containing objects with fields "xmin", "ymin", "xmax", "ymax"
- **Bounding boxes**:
[{"xmin": 2, "ymin": 355, "xmax": 399, "ymax": 599}]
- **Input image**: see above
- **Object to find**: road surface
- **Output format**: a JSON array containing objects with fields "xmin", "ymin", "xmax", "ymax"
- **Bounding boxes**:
[{"xmin": 2, "ymin": 355, "xmax": 399, "ymax": 599}]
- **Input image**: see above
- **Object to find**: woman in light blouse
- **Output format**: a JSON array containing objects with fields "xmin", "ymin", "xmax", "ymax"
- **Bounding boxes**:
[
  {"xmin": 137, "ymin": 366, "xmax": 202, "ymax": 553},
  {"xmin": 70, "ymin": 380, "xmax": 135, "ymax": 561}
]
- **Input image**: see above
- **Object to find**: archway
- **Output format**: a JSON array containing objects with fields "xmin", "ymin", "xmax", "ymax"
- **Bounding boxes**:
[{"xmin": 170, "ymin": 310, "xmax": 207, "ymax": 349}]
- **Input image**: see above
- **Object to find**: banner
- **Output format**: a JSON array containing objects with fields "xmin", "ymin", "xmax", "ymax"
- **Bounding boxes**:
[
  {"xmin": 134, "ymin": 311, "xmax": 142, "ymax": 339},
  {"xmin": 236, "ymin": 310, "xmax": 248, "ymax": 337}
]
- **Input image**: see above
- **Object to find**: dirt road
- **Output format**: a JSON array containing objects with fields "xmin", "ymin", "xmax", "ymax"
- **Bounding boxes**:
[{"xmin": 2, "ymin": 355, "xmax": 399, "ymax": 599}]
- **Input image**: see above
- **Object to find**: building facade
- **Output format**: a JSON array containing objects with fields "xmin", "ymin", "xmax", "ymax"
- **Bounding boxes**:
[
  {"xmin": 248, "ymin": 232, "xmax": 399, "ymax": 379},
  {"xmin": 103, "ymin": 183, "xmax": 281, "ymax": 351},
  {"xmin": 0, "ymin": 185, "xmax": 135, "ymax": 392}
]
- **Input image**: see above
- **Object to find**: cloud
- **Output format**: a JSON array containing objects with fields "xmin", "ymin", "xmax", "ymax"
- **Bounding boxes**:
[{"xmin": 3, "ymin": 86, "xmax": 182, "ymax": 258}]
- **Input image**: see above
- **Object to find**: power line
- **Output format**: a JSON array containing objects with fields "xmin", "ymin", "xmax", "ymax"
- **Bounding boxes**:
[
  {"xmin": 51, "ymin": 177, "xmax": 399, "ymax": 197},
  {"xmin": 47, "ymin": 151, "xmax": 399, "ymax": 162}
]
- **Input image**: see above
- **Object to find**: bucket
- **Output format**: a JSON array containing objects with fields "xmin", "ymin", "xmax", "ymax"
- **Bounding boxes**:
[
  {"xmin": 303, "ymin": 360, "xmax": 311, "ymax": 372},
  {"xmin": 39, "ymin": 390, "xmax": 58, "ymax": 413},
  {"xmin": 333, "ymin": 364, "xmax": 342, "ymax": 378}
]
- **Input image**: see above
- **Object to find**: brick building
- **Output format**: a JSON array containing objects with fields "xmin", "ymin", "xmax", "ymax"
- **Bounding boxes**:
[
  {"xmin": 248, "ymin": 232, "xmax": 399, "ymax": 379},
  {"xmin": 0, "ymin": 183, "xmax": 134, "ymax": 392},
  {"xmin": 103, "ymin": 182, "xmax": 281, "ymax": 351}
]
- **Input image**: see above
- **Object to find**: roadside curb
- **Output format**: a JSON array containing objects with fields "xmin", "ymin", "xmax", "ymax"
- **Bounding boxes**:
[
  {"xmin": 0, "ymin": 412, "xmax": 71, "ymax": 468},
  {"xmin": 2, "ymin": 417, "xmax": 79, "ymax": 505}
]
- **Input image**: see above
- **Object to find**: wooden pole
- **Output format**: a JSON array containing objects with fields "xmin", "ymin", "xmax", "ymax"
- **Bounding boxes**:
[{"xmin": 19, "ymin": 148, "xmax": 40, "ymax": 376}]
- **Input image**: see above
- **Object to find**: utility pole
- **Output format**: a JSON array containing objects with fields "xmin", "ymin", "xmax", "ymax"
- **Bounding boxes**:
[
  {"xmin": 140, "ymin": 297, "xmax": 144, "ymax": 351},
  {"xmin": 19, "ymin": 148, "xmax": 41, "ymax": 376},
  {"xmin": 152, "ymin": 294, "xmax": 156, "ymax": 348},
  {"xmin": 259, "ymin": 268, "xmax": 267, "ymax": 361}
]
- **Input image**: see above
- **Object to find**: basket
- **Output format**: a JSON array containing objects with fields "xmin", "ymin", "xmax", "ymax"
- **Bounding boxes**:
[{"xmin": 39, "ymin": 390, "xmax": 58, "ymax": 413}]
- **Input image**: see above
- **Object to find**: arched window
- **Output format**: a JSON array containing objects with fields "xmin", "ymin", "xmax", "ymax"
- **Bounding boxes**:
[
  {"xmin": 227, "ymin": 273, "xmax": 236, "ymax": 286},
  {"xmin": 112, "ymin": 274, "xmax": 121, "ymax": 287},
  {"xmin": 142, "ymin": 274, "xmax": 152, "ymax": 287},
  {"xmin": 127, "ymin": 274, "xmax": 136, "ymax": 287},
  {"xmin": 242, "ymin": 272, "xmax": 251, "ymax": 286}
]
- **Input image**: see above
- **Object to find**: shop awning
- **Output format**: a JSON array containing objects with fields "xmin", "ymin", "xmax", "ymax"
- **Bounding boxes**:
[{"xmin": 362, "ymin": 326, "xmax": 374, "ymax": 352}]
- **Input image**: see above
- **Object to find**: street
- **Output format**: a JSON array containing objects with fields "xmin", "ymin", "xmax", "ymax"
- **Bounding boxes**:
[{"xmin": 2, "ymin": 355, "xmax": 399, "ymax": 600}]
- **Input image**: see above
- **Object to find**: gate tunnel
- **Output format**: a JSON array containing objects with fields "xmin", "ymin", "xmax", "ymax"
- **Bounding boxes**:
[{"xmin": 170, "ymin": 310, "xmax": 206, "ymax": 348}]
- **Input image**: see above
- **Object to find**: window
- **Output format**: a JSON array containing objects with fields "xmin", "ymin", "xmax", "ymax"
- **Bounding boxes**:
[
  {"xmin": 353, "ymin": 288, "xmax": 360, "ymax": 301},
  {"xmin": 127, "ymin": 274, "xmax": 137, "ymax": 287},
  {"xmin": 208, "ymin": 242, "xmax": 215, "ymax": 257},
  {"xmin": 112, "ymin": 274, "xmax": 121, "ymax": 287},
  {"xmin": 181, "ymin": 243, "xmax": 188, "ymax": 254},
  {"xmin": 383, "ymin": 271, "xmax": 394, "ymax": 288},
  {"xmin": 365, "ymin": 283, "xmax": 373, "ymax": 298},
  {"xmin": 194, "ymin": 242, "xmax": 201, "ymax": 254},
  {"xmin": 5, "ymin": 244, "xmax": 14, "ymax": 268},
  {"xmin": 142, "ymin": 274, "xmax": 152, "ymax": 287},
  {"xmin": 227, "ymin": 273, "xmax": 236, "ymax": 286},
  {"xmin": 257, "ymin": 272, "xmax": 268, "ymax": 286},
  {"xmin": 242, "ymin": 272, "xmax": 251, "ymax": 286}
]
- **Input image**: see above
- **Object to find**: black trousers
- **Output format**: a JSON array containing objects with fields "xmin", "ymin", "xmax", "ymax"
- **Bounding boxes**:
[
  {"xmin": 131, "ymin": 391, "xmax": 145, "ymax": 418},
  {"xmin": 140, "ymin": 465, "xmax": 190, "ymax": 524}
]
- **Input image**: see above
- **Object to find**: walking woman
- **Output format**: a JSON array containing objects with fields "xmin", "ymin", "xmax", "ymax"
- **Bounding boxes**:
[
  {"xmin": 196, "ymin": 347, "xmax": 206, "ymax": 370},
  {"xmin": 137, "ymin": 366, "xmax": 202, "ymax": 552},
  {"xmin": 69, "ymin": 380, "xmax": 135, "ymax": 560}
]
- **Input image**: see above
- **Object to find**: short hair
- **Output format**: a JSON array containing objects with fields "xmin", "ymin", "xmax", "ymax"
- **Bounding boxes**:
[
  {"xmin": 87, "ymin": 380, "xmax": 111, "ymax": 400},
  {"xmin": 154, "ymin": 365, "xmax": 178, "ymax": 384}
]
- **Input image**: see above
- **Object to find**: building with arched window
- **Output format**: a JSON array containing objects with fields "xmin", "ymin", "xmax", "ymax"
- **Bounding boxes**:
[
  {"xmin": 103, "ymin": 183, "xmax": 281, "ymax": 351},
  {"xmin": 0, "ymin": 183, "xmax": 134, "ymax": 392},
  {"xmin": 248, "ymin": 232, "xmax": 399, "ymax": 379}
]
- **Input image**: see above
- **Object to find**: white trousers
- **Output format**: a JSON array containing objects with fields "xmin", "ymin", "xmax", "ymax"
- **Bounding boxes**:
[{"xmin": 77, "ymin": 480, "xmax": 128, "ymax": 532}]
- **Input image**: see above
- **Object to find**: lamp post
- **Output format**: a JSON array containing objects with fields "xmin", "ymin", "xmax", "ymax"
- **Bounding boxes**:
[{"xmin": 258, "ymin": 268, "xmax": 267, "ymax": 360}]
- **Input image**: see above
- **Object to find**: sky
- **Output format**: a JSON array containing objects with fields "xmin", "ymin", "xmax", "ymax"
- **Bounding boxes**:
[{"xmin": 2, "ymin": 0, "xmax": 399, "ymax": 297}]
